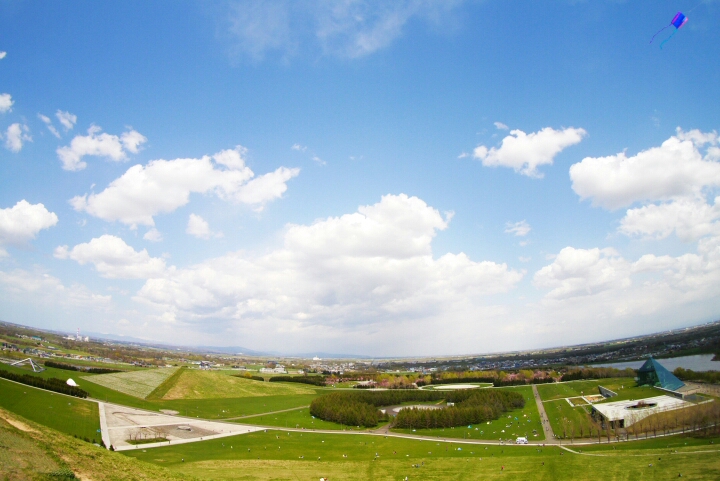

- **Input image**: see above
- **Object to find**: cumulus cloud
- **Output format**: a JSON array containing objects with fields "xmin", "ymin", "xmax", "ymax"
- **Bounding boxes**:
[
  {"xmin": 473, "ymin": 127, "xmax": 586, "ymax": 178},
  {"xmin": 534, "ymin": 247, "xmax": 631, "ymax": 300},
  {"xmin": 69, "ymin": 146, "xmax": 299, "ymax": 227},
  {"xmin": 54, "ymin": 235, "xmax": 167, "ymax": 279},
  {"xmin": 619, "ymin": 197, "xmax": 720, "ymax": 242},
  {"xmin": 0, "ymin": 93, "xmax": 13, "ymax": 113},
  {"xmin": 571, "ymin": 128, "xmax": 720, "ymax": 244},
  {"xmin": 38, "ymin": 114, "xmax": 61, "ymax": 138},
  {"xmin": 0, "ymin": 200, "xmax": 58, "ymax": 246},
  {"xmin": 143, "ymin": 228, "xmax": 163, "ymax": 242},
  {"xmin": 56, "ymin": 110, "xmax": 77, "ymax": 131},
  {"xmin": 504, "ymin": 220, "xmax": 531, "ymax": 237},
  {"xmin": 134, "ymin": 194, "xmax": 523, "ymax": 350},
  {"xmin": 225, "ymin": 1, "xmax": 465, "ymax": 60},
  {"xmin": 3, "ymin": 123, "xmax": 31, "ymax": 152},
  {"xmin": 0, "ymin": 51, "xmax": 6, "ymax": 59},
  {"xmin": 186, "ymin": 214, "xmax": 222, "ymax": 239},
  {"xmin": 570, "ymin": 128, "xmax": 720, "ymax": 210},
  {"xmin": 531, "ymin": 239, "xmax": 720, "ymax": 342},
  {"xmin": 494, "ymin": 121, "xmax": 509, "ymax": 130},
  {"xmin": 56, "ymin": 125, "xmax": 147, "ymax": 171}
]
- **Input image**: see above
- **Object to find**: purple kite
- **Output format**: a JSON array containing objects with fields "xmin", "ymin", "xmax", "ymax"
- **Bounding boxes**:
[{"xmin": 650, "ymin": 12, "xmax": 688, "ymax": 48}]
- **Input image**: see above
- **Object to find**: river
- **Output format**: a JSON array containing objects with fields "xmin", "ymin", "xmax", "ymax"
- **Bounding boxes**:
[{"xmin": 589, "ymin": 354, "xmax": 719, "ymax": 372}]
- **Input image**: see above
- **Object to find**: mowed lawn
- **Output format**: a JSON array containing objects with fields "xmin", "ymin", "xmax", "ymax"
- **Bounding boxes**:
[
  {"xmin": 0, "ymin": 378, "xmax": 100, "ymax": 441},
  {"xmin": 237, "ymin": 407, "xmax": 382, "ymax": 431},
  {"xmin": 392, "ymin": 386, "xmax": 545, "ymax": 441},
  {"xmin": 82, "ymin": 367, "xmax": 180, "ymax": 399},
  {"xmin": 161, "ymin": 369, "xmax": 317, "ymax": 400},
  {"xmin": 124, "ymin": 429, "xmax": 720, "ymax": 480},
  {"xmin": 536, "ymin": 378, "xmax": 635, "ymax": 401}
]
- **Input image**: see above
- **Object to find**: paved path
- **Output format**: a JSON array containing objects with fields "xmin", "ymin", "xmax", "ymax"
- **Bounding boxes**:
[
  {"xmin": 532, "ymin": 384, "xmax": 556, "ymax": 444},
  {"xmin": 222, "ymin": 405, "xmax": 308, "ymax": 421}
]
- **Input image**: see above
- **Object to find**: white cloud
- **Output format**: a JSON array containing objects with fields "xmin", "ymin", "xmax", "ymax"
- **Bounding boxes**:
[
  {"xmin": 570, "ymin": 128, "xmax": 720, "ymax": 210},
  {"xmin": 55, "ymin": 110, "xmax": 77, "ymax": 131},
  {"xmin": 3, "ymin": 123, "xmax": 31, "ymax": 152},
  {"xmin": 134, "ymin": 194, "xmax": 523, "ymax": 352},
  {"xmin": 38, "ymin": 114, "xmax": 61, "ymax": 138},
  {"xmin": 518, "ymin": 256, "xmax": 531, "ymax": 263},
  {"xmin": 312, "ymin": 155, "xmax": 326, "ymax": 166},
  {"xmin": 504, "ymin": 220, "xmax": 531, "ymax": 237},
  {"xmin": 0, "ymin": 93, "xmax": 13, "ymax": 113},
  {"xmin": 533, "ymin": 247, "xmax": 631, "ymax": 300},
  {"xmin": 619, "ymin": 196, "xmax": 720, "ymax": 242},
  {"xmin": 56, "ymin": 125, "xmax": 147, "ymax": 171},
  {"xmin": 291, "ymin": 144, "xmax": 307, "ymax": 152},
  {"xmin": 186, "ymin": 214, "xmax": 222, "ymax": 240},
  {"xmin": 494, "ymin": 121, "xmax": 509, "ymax": 130},
  {"xmin": 225, "ymin": 1, "xmax": 465, "ymax": 60},
  {"xmin": 529, "ymin": 239, "xmax": 720, "ymax": 345},
  {"xmin": 457, "ymin": 152, "xmax": 469, "ymax": 159},
  {"xmin": 473, "ymin": 127, "xmax": 586, "ymax": 178},
  {"xmin": 143, "ymin": 228, "xmax": 163, "ymax": 242},
  {"xmin": 0, "ymin": 200, "xmax": 58, "ymax": 246},
  {"xmin": 54, "ymin": 235, "xmax": 167, "ymax": 279},
  {"xmin": 0, "ymin": 51, "xmax": 6, "ymax": 59},
  {"xmin": 69, "ymin": 147, "xmax": 299, "ymax": 227},
  {"xmin": 0, "ymin": 268, "xmax": 111, "ymax": 308}
]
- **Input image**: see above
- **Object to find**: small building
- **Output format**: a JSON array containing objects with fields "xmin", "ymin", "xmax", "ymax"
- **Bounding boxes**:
[{"xmin": 591, "ymin": 395, "xmax": 690, "ymax": 428}]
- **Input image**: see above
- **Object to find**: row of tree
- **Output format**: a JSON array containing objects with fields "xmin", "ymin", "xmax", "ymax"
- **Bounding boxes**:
[
  {"xmin": 560, "ymin": 367, "xmax": 635, "ymax": 382},
  {"xmin": 673, "ymin": 367, "xmax": 720, "ymax": 384},
  {"xmin": 394, "ymin": 389, "xmax": 525, "ymax": 429},
  {"xmin": 309, "ymin": 388, "xmax": 525, "ymax": 428},
  {"xmin": 44, "ymin": 360, "xmax": 122, "ymax": 374},
  {"xmin": 0, "ymin": 369, "xmax": 88, "ymax": 398},
  {"xmin": 268, "ymin": 375, "xmax": 326, "ymax": 386}
]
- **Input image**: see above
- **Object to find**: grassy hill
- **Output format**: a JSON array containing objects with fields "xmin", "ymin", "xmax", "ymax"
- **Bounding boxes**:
[
  {"xmin": 161, "ymin": 369, "xmax": 317, "ymax": 400},
  {"xmin": 0, "ymin": 406, "xmax": 193, "ymax": 481}
]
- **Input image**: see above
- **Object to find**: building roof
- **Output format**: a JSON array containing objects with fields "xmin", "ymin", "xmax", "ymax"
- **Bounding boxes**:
[
  {"xmin": 593, "ymin": 395, "xmax": 690, "ymax": 425},
  {"xmin": 637, "ymin": 357, "xmax": 685, "ymax": 391}
]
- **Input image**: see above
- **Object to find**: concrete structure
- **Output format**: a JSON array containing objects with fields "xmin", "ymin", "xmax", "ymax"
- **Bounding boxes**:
[{"xmin": 591, "ymin": 395, "xmax": 691, "ymax": 428}]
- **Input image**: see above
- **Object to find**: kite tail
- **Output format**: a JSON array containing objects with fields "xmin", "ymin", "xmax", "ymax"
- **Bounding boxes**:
[
  {"xmin": 650, "ymin": 24, "xmax": 670, "ymax": 44},
  {"xmin": 659, "ymin": 29, "xmax": 677, "ymax": 49}
]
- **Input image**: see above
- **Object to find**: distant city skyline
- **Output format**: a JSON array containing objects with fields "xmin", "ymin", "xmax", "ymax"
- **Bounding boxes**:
[{"xmin": 0, "ymin": 1, "xmax": 718, "ymax": 356}]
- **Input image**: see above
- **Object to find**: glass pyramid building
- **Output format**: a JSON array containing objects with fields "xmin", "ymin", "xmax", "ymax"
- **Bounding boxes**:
[{"xmin": 636, "ymin": 357, "xmax": 685, "ymax": 391}]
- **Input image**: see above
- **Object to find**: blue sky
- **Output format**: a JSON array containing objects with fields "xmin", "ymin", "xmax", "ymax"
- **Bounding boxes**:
[{"xmin": 0, "ymin": 1, "xmax": 718, "ymax": 356}]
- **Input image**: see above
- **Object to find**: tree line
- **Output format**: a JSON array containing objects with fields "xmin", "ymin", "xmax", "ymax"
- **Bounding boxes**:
[
  {"xmin": 309, "ymin": 388, "xmax": 524, "ymax": 428},
  {"xmin": 0, "ymin": 369, "xmax": 89, "ymax": 398},
  {"xmin": 560, "ymin": 367, "xmax": 635, "ymax": 382},
  {"xmin": 269, "ymin": 375, "xmax": 326, "ymax": 386},
  {"xmin": 395, "ymin": 389, "xmax": 525, "ymax": 429},
  {"xmin": 674, "ymin": 367, "xmax": 720, "ymax": 384},
  {"xmin": 44, "ymin": 360, "xmax": 122, "ymax": 374}
]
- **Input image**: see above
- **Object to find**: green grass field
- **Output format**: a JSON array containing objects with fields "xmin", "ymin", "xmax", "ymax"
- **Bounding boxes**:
[
  {"xmin": 0, "ymin": 378, "xmax": 100, "ymax": 441},
  {"xmin": 536, "ymin": 378, "xmax": 634, "ymax": 401},
  {"xmin": 237, "ymin": 407, "xmax": 373, "ymax": 431},
  {"xmin": 124, "ymin": 428, "xmax": 720, "ymax": 480}
]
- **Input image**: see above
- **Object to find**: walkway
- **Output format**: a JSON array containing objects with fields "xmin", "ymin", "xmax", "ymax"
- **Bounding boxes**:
[{"xmin": 532, "ymin": 384, "xmax": 556, "ymax": 444}]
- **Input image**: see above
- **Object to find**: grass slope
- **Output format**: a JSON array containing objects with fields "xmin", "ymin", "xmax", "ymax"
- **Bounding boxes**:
[
  {"xmin": 125, "ymin": 429, "xmax": 720, "ymax": 480},
  {"xmin": 0, "ymin": 407, "xmax": 194, "ymax": 481},
  {"xmin": 0, "ymin": 378, "xmax": 100, "ymax": 441},
  {"xmin": 82, "ymin": 367, "xmax": 180, "ymax": 399},
  {"xmin": 161, "ymin": 369, "xmax": 317, "ymax": 400}
]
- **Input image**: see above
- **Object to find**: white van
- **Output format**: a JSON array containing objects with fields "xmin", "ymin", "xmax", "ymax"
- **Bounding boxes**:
[{"xmin": 515, "ymin": 437, "xmax": 528, "ymax": 444}]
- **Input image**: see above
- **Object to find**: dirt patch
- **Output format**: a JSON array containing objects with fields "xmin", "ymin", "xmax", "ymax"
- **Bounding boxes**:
[{"xmin": 0, "ymin": 411, "xmax": 37, "ymax": 433}]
